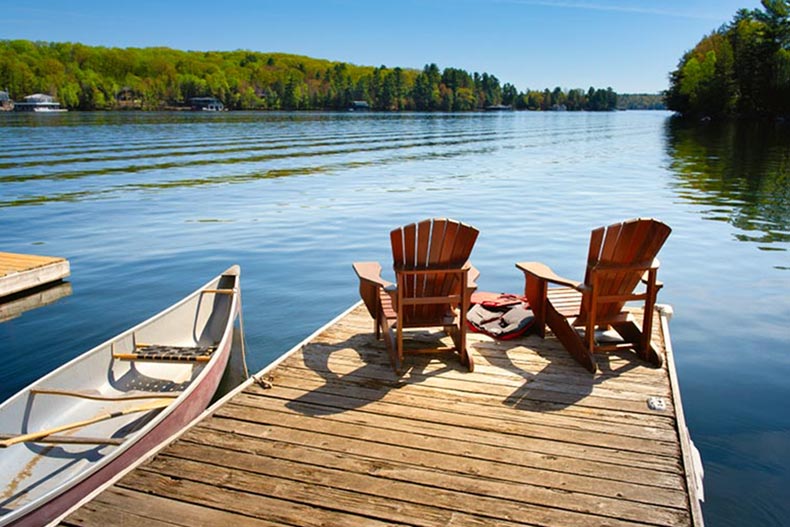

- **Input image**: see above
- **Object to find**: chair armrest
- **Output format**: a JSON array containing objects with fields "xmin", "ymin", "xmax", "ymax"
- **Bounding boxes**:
[
  {"xmin": 467, "ymin": 263, "xmax": 480, "ymax": 290},
  {"xmin": 353, "ymin": 261, "xmax": 394, "ymax": 319},
  {"xmin": 641, "ymin": 259, "xmax": 663, "ymax": 289},
  {"xmin": 352, "ymin": 262, "xmax": 393, "ymax": 289},
  {"xmin": 516, "ymin": 261, "xmax": 582, "ymax": 290}
]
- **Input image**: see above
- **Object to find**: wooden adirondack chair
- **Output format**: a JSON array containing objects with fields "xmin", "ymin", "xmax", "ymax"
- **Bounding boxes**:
[
  {"xmin": 516, "ymin": 218, "xmax": 671, "ymax": 373},
  {"xmin": 353, "ymin": 218, "xmax": 479, "ymax": 373}
]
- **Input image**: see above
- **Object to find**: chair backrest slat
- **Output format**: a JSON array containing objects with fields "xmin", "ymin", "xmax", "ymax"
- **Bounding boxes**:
[
  {"xmin": 417, "ymin": 219, "xmax": 432, "ymax": 264},
  {"xmin": 390, "ymin": 228, "xmax": 405, "ymax": 267},
  {"xmin": 428, "ymin": 219, "xmax": 447, "ymax": 266},
  {"xmin": 415, "ymin": 218, "xmax": 434, "ymax": 320},
  {"xmin": 584, "ymin": 226, "xmax": 606, "ymax": 285},
  {"xmin": 601, "ymin": 219, "xmax": 641, "ymax": 306}
]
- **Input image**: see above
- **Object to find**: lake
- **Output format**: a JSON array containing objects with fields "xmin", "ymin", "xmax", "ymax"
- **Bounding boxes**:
[{"xmin": 1, "ymin": 110, "xmax": 788, "ymax": 526}]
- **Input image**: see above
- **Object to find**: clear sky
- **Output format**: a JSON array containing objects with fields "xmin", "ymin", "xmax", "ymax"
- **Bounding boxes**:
[{"xmin": 0, "ymin": 0, "xmax": 764, "ymax": 93}]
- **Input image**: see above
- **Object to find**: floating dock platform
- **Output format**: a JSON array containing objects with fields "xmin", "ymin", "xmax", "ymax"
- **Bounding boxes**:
[
  {"xmin": 59, "ymin": 302, "xmax": 703, "ymax": 527},
  {"xmin": 0, "ymin": 252, "xmax": 70, "ymax": 299}
]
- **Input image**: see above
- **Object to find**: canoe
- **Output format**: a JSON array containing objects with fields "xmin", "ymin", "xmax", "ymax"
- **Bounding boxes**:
[{"xmin": 0, "ymin": 266, "xmax": 242, "ymax": 527}]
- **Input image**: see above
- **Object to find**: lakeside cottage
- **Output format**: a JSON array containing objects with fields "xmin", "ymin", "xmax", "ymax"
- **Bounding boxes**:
[
  {"xmin": 116, "ymin": 87, "xmax": 142, "ymax": 109},
  {"xmin": 349, "ymin": 100, "xmax": 370, "ymax": 111},
  {"xmin": 484, "ymin": 104, "xmax": 514, "ymax": 111},
  {"xmin": 189, "ymin": 97, "xmax": 224, "ymax": 111},
  {"xmin": 13, "ymin": 93, "xmax": 66, "ymax": 112},
  {"xmin": 0, "ymin": 91, "xmax": 12, "ymax": 111}
]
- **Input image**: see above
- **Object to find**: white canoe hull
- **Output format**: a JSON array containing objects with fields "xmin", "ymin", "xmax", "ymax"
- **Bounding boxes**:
[{"xmin": 0, "ymin": 266, "xmax": 241, "ymax": 526}]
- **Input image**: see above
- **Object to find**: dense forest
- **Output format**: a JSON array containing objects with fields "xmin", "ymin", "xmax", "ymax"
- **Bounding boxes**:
[
  {"xmin": 666, "ymin": 0, "xmax": 790, "ymax": 118},
  {"xmin": 617, "ymin": 93, "xmax": 665, "ymax": 110},
  {"xmin": 0, "ymin": 40, "xmax": 618, "ymax": 112}
]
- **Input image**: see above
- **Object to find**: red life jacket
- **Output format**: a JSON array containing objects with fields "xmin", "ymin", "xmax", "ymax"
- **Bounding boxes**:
[{"xmin": 467, "ymin": 292, "xmax": 534, "ymax": 340}]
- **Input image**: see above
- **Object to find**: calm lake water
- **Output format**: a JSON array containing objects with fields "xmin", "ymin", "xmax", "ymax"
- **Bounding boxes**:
[{"xmin": 1, "ymin": 111, "xmax": 788, "ymax": 525}]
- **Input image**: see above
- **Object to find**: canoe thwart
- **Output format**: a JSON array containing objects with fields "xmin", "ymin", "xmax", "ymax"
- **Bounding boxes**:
[
  {"xmin": 201, "ymin": 288, "xmax": 236, "ymax": 295},
  {"xmin": 114, "ymin": 344, "xmax": 217, "ymax": 363}
]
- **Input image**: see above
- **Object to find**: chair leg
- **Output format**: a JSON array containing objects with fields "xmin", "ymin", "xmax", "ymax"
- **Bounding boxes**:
[
  {"xmin": 612, "ymin": 320, "xmax": 662, "ymax": 367},
  {"xmin": 374, "ymin": 305, "xmax": 400, "ymax": 373},
  {"xmin": 545, "ymin": 302, "xmax": 596, "ymax": 373},
  {"xmin": 396, "ymin": 321, "xmax": 404, "ymax": 373},
  {"xmin": 641, "ymin": 271, "xmax": 660, "ymax": 366},
  {"xmin": 446, "ymin": 322, "xmax": 473, "ymax": 372},
  {"xmin": 459, "ymin": 284, "xmax": 473, "ymax": 372},
  {"xmin": 585, "ymin": 317, "xmax": 596, "ymax": 357},
  {"xmin": 524, "ymin": 274, "xmax": 547, "ymax": 339},
  {"xmin": 463, "ymin": 342, "xmax": 474, "ymax": 372}
]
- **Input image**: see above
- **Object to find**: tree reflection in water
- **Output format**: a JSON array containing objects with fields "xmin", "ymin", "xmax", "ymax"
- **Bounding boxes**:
[{"xmin": 665, "ymin": 118, "xmax": 790, "ymax": 250}]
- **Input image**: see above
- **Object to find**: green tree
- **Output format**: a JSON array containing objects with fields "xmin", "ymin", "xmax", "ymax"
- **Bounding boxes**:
[
  {"xmin": 454, "ymin": 87, "xmax": 477, "ymax": 110},
  {"xmin": 502, "ymin": 83, "xmax": 518, "ymax": 106},
  {"xmin": 412, "ymin": 64, "xmax": 441, "ymax": 110}
]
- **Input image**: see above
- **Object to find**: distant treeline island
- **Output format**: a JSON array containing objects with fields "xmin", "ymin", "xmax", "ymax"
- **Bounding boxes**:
[{"xmin": 0, "ymin": 40, "xmax": 640, "ymax": 112}]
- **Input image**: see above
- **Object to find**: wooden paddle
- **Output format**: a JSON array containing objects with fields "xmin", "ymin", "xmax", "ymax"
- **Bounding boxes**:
[
  {"xmin": 0, "ymin": 398, "xmax": 171, "ymax": 448},
  {"xmin": 0, "ymin": 434, "xmax": 124, "ymax": 446},
  {"xmin": 31, "ymin": 388, "xmax": 181, "ymax": 401}
]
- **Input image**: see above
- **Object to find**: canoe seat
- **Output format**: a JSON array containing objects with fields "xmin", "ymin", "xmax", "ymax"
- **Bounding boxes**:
[{"xmin": 113, "ymin": 344, "xmax": 217, "ymax": 363}]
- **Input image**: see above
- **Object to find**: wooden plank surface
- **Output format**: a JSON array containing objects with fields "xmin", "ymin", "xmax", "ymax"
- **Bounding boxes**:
[
  {"xmin": 0, "ymin": 251, "xmax": 70, "ymax": 298},
  {"xmin": 61, "ymin": 303, "xmax": 698, "ymax": 527}
]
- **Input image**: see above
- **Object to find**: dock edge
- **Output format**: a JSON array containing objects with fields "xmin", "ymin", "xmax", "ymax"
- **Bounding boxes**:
[{"xmin": 657, "ymin": 303, "xmax": 705, "ymax": 527}]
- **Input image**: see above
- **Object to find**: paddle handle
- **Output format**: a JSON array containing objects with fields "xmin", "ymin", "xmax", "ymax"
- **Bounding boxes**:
[
  {"xmin": 0, "ymin": 433, "xmax": 124, "ymax": 446},
  {"xmin": 0, "ymin": 399, "xmax": 171, "ymax": 448}
]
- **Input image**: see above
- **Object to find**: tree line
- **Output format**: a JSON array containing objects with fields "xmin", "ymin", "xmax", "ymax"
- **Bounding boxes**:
[
  {"xmin": 617, "ymin": 93, "xmax": 665, "ymax": 110},
  {"xmin": 0, "ymin": 40, "xmax": 618, "ymax": 112},
  {"xmin": 666, "ymin": 0, "xmax": 790, "ymax": 118}
]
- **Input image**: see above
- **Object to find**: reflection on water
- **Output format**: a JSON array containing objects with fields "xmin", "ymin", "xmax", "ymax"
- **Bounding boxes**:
[
  {"xmin": 666, "ymin": 119, "xmax": 790, "ymax": 253},
  {"xmin": 0, "ymin": 111, "xmax": 789, "ymax": 526},
  {"xmin": 0, "ymin": 282, "xmax": 72, "ymax": 323}
]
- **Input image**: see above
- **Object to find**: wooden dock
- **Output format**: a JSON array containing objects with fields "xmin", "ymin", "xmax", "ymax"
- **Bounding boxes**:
[
  {"xmin": 59, "ymin": 302, "xmax": 703, "ymax": 527},
  {"xmin": 0, "ymin": 252, "xmax": 70, "ymax": 299}
]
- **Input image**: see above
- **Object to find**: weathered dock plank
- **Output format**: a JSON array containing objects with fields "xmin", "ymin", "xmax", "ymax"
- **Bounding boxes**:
[
  {"xmin": 0, "ymin": 251, "xmax": 70, "ymax": 298},
  {"xmin": 60, "ymin": 303, "xmax": 702, "ymax": 526}
]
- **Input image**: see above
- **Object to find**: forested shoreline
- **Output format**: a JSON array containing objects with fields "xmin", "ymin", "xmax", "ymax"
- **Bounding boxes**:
[
  {"xmin": 616, "ymin": 93, "xmax": 665, "ymax": 110},
  {"xmin": 1, "ymin": 40, "xmax": 619, "ymax": 112},
  {"xmin": 666, "ymin": 0, "xmax": 790, "ymax": 119}
]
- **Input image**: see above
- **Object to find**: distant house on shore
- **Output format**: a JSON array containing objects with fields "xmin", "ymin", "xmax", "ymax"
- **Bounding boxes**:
[
  {"xmin": 349, "ymin": 100, "xmax": 370, "ymax": 112},
  {"xmin": 0, "ymin": 91, "xmax": 12, "ymax": 111},
  {"xmin": 116, "ymin": 87, "xmax": 142, "ymax": 110},
  {"xmin": 189, "ymin": 97, "xmax": 224, "ymax": 111},
  {"xmin": 484, "ymin": 104, "xmax": 513, "ymax": 112},
  {"xmin": 13, "ymin": 94, "xmax": 66, "ymax": 112}
]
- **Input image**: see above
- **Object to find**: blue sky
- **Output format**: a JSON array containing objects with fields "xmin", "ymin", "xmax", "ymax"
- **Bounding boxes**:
[{"xmin": 1, "ymin": 0, "xmax": 763, "ymax": 93}]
